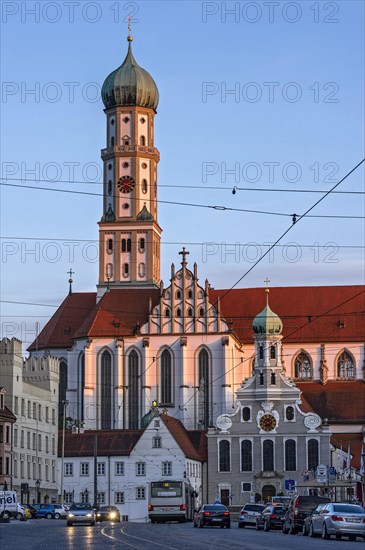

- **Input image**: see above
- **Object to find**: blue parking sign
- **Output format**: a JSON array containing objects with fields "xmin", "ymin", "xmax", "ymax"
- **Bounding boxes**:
[{"xmin": 285, "ymin": 479, "xmax": 295, "ymax": 491}]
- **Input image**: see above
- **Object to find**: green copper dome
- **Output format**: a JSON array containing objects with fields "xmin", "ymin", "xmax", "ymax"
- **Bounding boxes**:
[
  {"xmin": 102, "ymin": 39, "xmax": 159, "ymax": 111},
  {"xmin": 253, "ymin": 289, "xmax": 283, "ymax": 335}
]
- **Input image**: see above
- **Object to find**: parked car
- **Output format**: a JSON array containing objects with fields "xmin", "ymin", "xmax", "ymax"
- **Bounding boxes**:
[
  {"xmin": 34, "ymin": 503, "xmax": 55, "ymax": 519},
  {"xmin": 256, "ymin": 504, "xmax": 286, "ymax": 531},
  {"xmin": 0, "ymin": 491, "xmax": 25, "ymax": 519},
  {"xmin": 302, "ymin": 504, "xmax": 328, "ymax": 535},
  {"xmin": 282, "ymin": 495, "xmax": 330, "ymax": 534},
  {"xmin": 307, "ymin": 502, "xmax": 365, "ymax": 541},
  {"xmin": 95, "ymin": 505, "xmax": 121, "ymax": 523},
  {"xmin": 23, "ymin": 504, "xmax": 37, "ymax": 519},
  {"xmin": 270, "ymin": 496, "xmax": 291, "ymax": 509},
  {"xmin": 67, "ymin": 503, "xmax": 96, "ymax": 526},
  {"xmin": 53, "ymin": 504, "xmax": 68, "ymax": 519},
  {"xmin": 238, "ymin": 503, "xmax": 265, "ymax": 528},
  {"xmin": 193, "ymin": 504, "xmax": 231, "ymax": 528}
]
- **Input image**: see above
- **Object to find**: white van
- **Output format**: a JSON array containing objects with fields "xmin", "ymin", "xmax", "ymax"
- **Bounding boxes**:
[{"xmin": 0, "ymin": 491, "xmax": 25, "ymax": 519}]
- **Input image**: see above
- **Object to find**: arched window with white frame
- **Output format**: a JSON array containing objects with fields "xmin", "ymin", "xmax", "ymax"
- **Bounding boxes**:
[
  {"xmin": 294, "ymin": 351, "xmax": 312, "ymax": 380},
  {"xmin": 337, "ymin": 350, "xmax": 355, "ymax": 379}
]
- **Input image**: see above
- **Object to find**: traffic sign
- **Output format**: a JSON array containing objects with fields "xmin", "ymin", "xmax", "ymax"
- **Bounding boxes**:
[
  {"xmin": 285, "ymin": 479, "xmax": 295, "ymax": 491},
  {"xmin": 316, "ymin": 464, "xmax": 328, "ymax": 483}
]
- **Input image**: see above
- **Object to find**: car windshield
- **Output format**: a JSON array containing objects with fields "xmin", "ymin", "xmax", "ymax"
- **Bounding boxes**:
[
  {"xmin": 243, "ymin": 505, "xmax": 265, "ymax": 512},
  {"xmin": 333, "ymin": 505, "xmax": 364, "ymax": 514},
  {"xmin": 70, "ymin": 503, "xmax": 92, "ymax": 511},
  {"xmin": 204, "ymin": 505, "xmax": 228, "ymax": 511}
]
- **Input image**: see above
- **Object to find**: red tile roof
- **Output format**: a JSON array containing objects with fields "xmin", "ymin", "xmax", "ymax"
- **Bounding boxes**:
[
  {"xmin": 58, "ymin": 430, "xmax": 143, "ymax": 457},
  {"xmin": 210, "ymin": 285, "xmax": 365, "ymax": 344},
  {"xmin": 28, "ymin": 293, "xmax": 97, "ymax": 351},
  {"xmin": 298, "ymin": 381, "xmax": 365, "ymax": 423},
  {"xmin": 74, "ymin": 288, "xmax": 160, "ymax": 339},
  {"xmin": 330, "ymin": 433, "xmax": 364, "ymax": 469},
  {"xmin": 161, "ymin": 415, "xmax": 207, "ymax": 461}
]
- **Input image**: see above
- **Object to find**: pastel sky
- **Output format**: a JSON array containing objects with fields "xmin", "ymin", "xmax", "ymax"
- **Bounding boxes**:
[{"xmin": 1, "ymin": 1, "xmax": 364, "ymax": 347}]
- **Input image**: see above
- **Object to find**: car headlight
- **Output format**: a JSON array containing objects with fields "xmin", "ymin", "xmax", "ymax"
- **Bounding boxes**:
[
  {"xmin": 68, "ymin": 513, "xmax": 74, "ymax": 518},
  {"xmin": 86, "ymin": 513, "xmax": 92, "ymax": 518},
  {"xmin": 109, "ymin": 512, "xmax": 116, "ymax": 519},
  {"xmin": 97, "ymin": 513, "xmax": 101, "ymax": 517}
]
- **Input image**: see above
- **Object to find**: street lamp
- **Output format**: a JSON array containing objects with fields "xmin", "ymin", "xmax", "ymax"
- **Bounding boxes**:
[
  {"xmin": 60, "ymin": 399, "xmax": 69, "ymax": 504},
  {"xmin": 35, "ymin": 479, "xmax": 40, "ymax": 503}
]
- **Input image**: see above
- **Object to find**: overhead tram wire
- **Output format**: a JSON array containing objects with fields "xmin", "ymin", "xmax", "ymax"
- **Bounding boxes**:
[
  {"xmin": 1, "ymin": 182, "xmax": 363, "ymax": 220},
  {"xmin": 2, "ymin": 176, "xmax": 365, "ymax": 195}
]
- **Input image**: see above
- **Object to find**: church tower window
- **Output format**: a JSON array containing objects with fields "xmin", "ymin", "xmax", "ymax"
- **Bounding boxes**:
[
  {"xmin": 142, "ymin": 179, "xmax": 148, "ymax": 194},
  {"xmin": 285, "ymin": 439, "xmax": 296, "ymax": 471},
  {"xmin": 160, "ymin": 350, "xmax": 172, "ymax": 406},
  {"xmin": 259, "ymin": 372, "xmax": 264, "ymax": 385},
  {"xmin": 128, "ymin": 351, "xmax": 139, "ymax": 429},
  {"xmin": 198, "ymin": 349, "xmax": 210, "ymax": 429},
  {"xmin": 107, "ymin": 239, "xmax": 113, "ymax": 253},
  {"xmin": 59, "ymin": 360, "xmax": 68, "ymax": 420},
  {"xmin": 176, "ymin": 308, "xmax": 181, "ymax": 317},
  {"xmin": 111, "ymin": 136, "xmax": 115, "ymax": 146},
  {"xmin": 270, "ymin": 345, "xmax": 276, "ymax": 359},
  {"xmin": 123, "ymin": 263, "xmax": 129, "ymax": 276},
  {"xmin": 187, "ymin": 290, "xmax": 193, "ymax": 299},
  {"xmin": 176, "ymin": 290, "xmax": 181, "ymax": 299},
  {"xmin": 139, "ymin": 238, "xmax": 145, "ymax": 252},
  {"xmin": 100, "ymin": 350, "xmax": 113, "ymax": 429},
  {"xmin": 307, "ymin": 439, "xmax": 319, "ymax": 471},
  {"xmin": 140, "ymin": 135, "xmax": 146, "ymax": 146},
  {"xmin": 270, "ymin": 372, "xmax": 276, "ymax": 385},
  {"xmin": 241, "ymin": 440, "xmax": 252, "ymax": 471},
  {"xmin": 259, "ymin": 345, "xmax": 264, "ymax": 359},
  {"xmin": 187, "ymin": 308, "xmax": 193, "ymax": 317},
  {"xmin": 242, "ymin": 407, "xmax": 251, "ymax": 422},
  {"xmin": 199, "ymin": 308, "xmax": 204, "ymax": 317},
  {"xmin": 165, "ymin": 308, "xmax": 170, "ymax": 317},
  {"xmin": 219, "ymin": 440, "xmax": 230, "ymax": 472},
  {"xmin": 285, "ymin": 406, "xmax": 295, "ymax": 421},
  {"xmin": 263, "ymin": 440, "xmax": 274, "ymax": 471}
]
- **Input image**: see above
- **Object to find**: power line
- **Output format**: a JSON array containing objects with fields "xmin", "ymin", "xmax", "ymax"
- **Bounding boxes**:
[
  {"xmin": 1, "ymin": 182, "xmax": 363, "ymax": 220},
  {"xmin": 2, "ymin": 176, "xmax": 364, "ymax": 195}
]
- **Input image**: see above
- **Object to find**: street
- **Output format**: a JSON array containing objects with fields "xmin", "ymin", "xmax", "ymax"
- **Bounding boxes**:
[{"xmin": 1, "ymin": 520, "xmax": 363, "ymax": 550}]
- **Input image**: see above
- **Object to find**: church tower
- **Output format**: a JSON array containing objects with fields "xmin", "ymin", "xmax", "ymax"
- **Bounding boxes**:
[{"xmin": 98, "ymin": 31, "xmax": 161, "ymax": 298}]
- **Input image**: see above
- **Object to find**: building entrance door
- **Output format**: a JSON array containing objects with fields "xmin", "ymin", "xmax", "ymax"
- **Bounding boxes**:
[
  {"xmin": 220, "ymin": 489, "xmax": 230, "ymax": 507},
  {"xmin": 262, "ymin": 485, "xmax": 276, "ymax": 502}
]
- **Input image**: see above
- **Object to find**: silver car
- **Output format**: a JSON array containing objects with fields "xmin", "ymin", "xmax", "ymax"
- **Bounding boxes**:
[
  {"xmin": 66, "ymin": 503, "xmax": 96, "ymax": 526},
  {"xmin": 238, "ymin": 503, "xmax": 265, "ymax": 528},
  {"xmin": 308, "ymin": 502, "xmax": 365, "ymax": 541}
]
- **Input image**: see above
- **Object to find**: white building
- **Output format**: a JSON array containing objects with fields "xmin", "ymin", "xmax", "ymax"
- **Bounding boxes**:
[
  {"xmin": 58, "ymin": 412, "xmax": 206, "ymax": 521},
  {"xmin": 0, "ymin": 338, "xmax": 59, "ymax": 502}
]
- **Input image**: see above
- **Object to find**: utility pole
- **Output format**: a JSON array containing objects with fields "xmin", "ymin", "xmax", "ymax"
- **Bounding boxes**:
[
  {"xmin": 60, "ymin": 400, "xmax": 69, "ymax": 504},
  {"xmin": 93, "ymin": 433, "xmax": 98, "ymax": 507}
]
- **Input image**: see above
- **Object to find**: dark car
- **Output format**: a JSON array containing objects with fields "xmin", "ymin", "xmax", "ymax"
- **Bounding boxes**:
[
  {"xmin": 95, "ymin": 506, "xmax": 121, "ymax": 523},
  {"xmin": 193, "ymin": 504, "xmax": 231, "ymax": 528},
  {"xmin": 34, "ymin": 503, "xmax": 55, "ymax": 519},
  {"xmin": 23, "ymin": 504, "xmax": 37, "ymax": 519},
  {"xmin": 282, "ymin": 495, "xmax": 330, "ymax": 535},
  {"xmin": 256, "ymin": 505, "xmax": 286, "ymax": 531}
]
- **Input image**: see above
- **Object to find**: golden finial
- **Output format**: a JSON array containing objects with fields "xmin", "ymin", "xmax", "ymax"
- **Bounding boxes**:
[{"xmin": 127, "ymin": 16, "xmax": 133, "ymax": 42}]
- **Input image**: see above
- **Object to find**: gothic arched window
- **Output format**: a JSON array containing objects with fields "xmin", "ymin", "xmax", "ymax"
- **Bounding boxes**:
[
  {"xmin": 285, "ymin": 439, "xmax": 296, "ymax": 471},
  {"xmin": 160, "ymin": 350, "xmax": 172, "ymax": 405},
  {"xmin": 294, "ymin": 352, "xmax": 312, "ymax": 379},
  {"xmin": 198, "ymin": 349, "xmax": 210, "ymax": 429},
  {"xmin": 100, "ymin": 350, "xmax": 113, "ymax": 429},
  {"xmin": 77, "ymin": 352, "xmax": 85, "ymax": 423},
  {"xmin": 308, "ymin": 439, "xmax": 319, "ymax": 471},
  {"xmin": 337, "ymin": 350, "xmax": 355, "ymax": 379},
  {"xmin": 59, "ymin": 360, "xmax": 68, "ymax": 419},
  {"xmin": 263, "ymin": 440, "xmax": 274, "ymax": 471},
  {"xmin": 219, "ymin": 440, "xmax": 230, "ymax": 472},
  {"xmin": 128, "ymin": 351, "xmax": 139, "ymax": 429},
  {"xmin": 241, "ymin": 440, "xmax": 252, "ymax": 471}
]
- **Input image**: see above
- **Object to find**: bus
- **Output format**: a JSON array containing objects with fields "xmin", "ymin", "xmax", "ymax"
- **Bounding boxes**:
[{"xmin": 148, "ymin": 481, "xmax": 195, "ymax": 523}]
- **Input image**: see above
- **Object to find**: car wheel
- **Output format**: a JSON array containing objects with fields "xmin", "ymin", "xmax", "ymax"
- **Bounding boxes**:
[
  {"xmin": 193, "ymin": 521, "xmax": 197, "ymax": 528},
  {"xmin": 335, "ymin": 534, "xmax": 341, "ymax": 540},
  {"xmin": 321, "ymin": 524, "xmax": 330, "ymax": 540},
  {"xmin": 289, "ymin": 523, "xmax": 296, "ymax": 535},
  {"xmin": 282, "ymin": 524, "xmax": 289, "ymax": 535},
  {"xmin": 348, "ymin": 535, "xmax": 356, "ymax": 541},
  {"xmin": 54, "ymin": 513, "xmax": 60, "ymax": 520},
  {"xmin": 199, "ymin": 519, "xmax": 204, "ymax": 528},
  {"xmin": 16, "ymin": 513, "xmax": 24, "ymax": 520},
  {"xmin": 256, "ymin": 520, "xmax": 261, "ymax": 531},
  {"xmin": 46, "ymin": 513, "xmax": 53, "ymax": 520},
  {"xmin": 302, "ymin": 524, "xmax": 308, "ymax": 536},
  {"xmin": 226, "ymin": 523, "xmax": 231, "ymax": 529},
  {"xmin": 264, "ymin": 521, "xmax": 270, "ymax": 532},
  {"xmin": 1, "ymin": 511, "xmax": 11, "ymax": 519},
  {"xmin": 309, "ymin": 523, "xmax": 316, "ymax": 538},
  {"xmin": 238, "ymin": 523, "xmax": 243, "ymax": 528}
]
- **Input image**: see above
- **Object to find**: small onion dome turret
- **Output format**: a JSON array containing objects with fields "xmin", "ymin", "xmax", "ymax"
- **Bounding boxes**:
[
  {"xmin": 102, "ymin": 36, "xmax": 159, "ymax": 111},
  {"xmin": 253, "ymin": 288, "xmax": 283, "ymax": 335}
]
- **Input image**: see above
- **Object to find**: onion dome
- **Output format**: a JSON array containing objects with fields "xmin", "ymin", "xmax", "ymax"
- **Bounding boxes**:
[
  {"xmin": 136, "ymin": 204, "xmax": 154, "ymax": 222},
  {"xmin": 102, "ymin": 36, "xmax": 159, "ymax": 111},
  {"xmin": 253, "ymin": 288, "xmax": 283, "ymax": 335}
]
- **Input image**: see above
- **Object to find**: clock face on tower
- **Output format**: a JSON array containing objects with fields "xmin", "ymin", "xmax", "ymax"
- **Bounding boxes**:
[
  {"xmin": 259, "ymin": 414, "xmax": 277, "ymax": 432},
  {"xmin": 117, "ymin": 175, "xmax": 136, "ymax": 194}
]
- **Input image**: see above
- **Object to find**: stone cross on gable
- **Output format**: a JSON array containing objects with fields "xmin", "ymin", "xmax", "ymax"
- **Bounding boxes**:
[
  {"xmin": 68, "ymin": 268, "xmax": 75, "ymax": 295},
  {"xmin": 179, "ymin": 247, "xmax": 189, "ymax": 266}
]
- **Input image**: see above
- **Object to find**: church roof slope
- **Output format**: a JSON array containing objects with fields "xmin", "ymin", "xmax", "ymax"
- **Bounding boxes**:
[
  {"xmin": 298, "ymin": 381, "xmax": 365, "ymax": 423},
  {"xmin": 161, "ymin": 415, "xmax": 207, "ymax": 462},
  {"xmin": 74, "ymin": 288, "xmax": 161, "ymax": 339},
  {"xmin": 210, "ymin": 286, "xmax": 365, "ymax": 344},
  {"xmin": 28, "ymin": 292, "xmax": 97, "ymax": 351}
]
